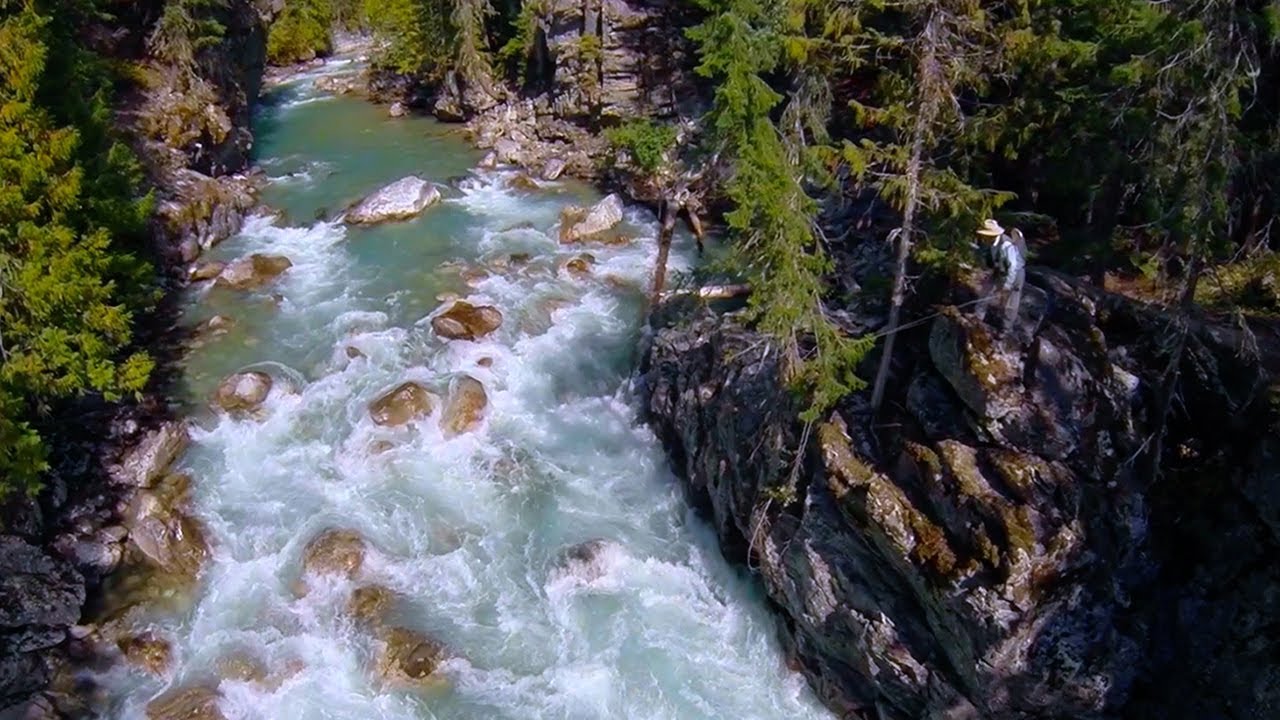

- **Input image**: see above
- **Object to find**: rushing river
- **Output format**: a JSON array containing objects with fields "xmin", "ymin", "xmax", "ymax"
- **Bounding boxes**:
[{"xmin": 98, "ymin": 59, "xmax": 833, "ymax": 720}]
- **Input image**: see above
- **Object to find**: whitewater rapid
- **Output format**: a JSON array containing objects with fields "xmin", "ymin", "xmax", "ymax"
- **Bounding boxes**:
[{"xmin": 97, "ymin": 60, "xmax": 833, "ymax": 720}]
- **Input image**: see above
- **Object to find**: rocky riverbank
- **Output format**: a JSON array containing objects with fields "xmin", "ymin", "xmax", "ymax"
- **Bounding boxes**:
[
  {"xmin": 0, "ymin": 2, "xmax": 275, "ymax": 716},
  {"xmin": 641, "ymin": 252, "xmax": 1280, "ymax": 718}
]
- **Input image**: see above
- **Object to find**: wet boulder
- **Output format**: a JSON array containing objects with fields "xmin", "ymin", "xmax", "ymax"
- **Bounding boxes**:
[
  {"xmin": 128, "ymin": 505, "xmax": 209, "ymax": 580},
  {"xmin": 430, "ymin": 301, "xmax": 503, "ymax": 341},
  {"xmin": 301, "ymin": 529, "xmax": 365, "ymax": 580},
  {"xmin": 215, "ymin": 652, "xmax": 267, "ymax": 684},
  {"xmin": 374, "ymin": 627, "xmax": 447, "ymax": 687},
  {"xmin": 213, "ymin": 371, "xmax": 272, "ymax": 414},
  {"xmin": 190, "ymin": 261, "xmax": 225, "ymax": 282},
  {"xmin": 441, "ymin": 376, "xmax": 488, "ymax": 438},
  {"xmin": 368, "ymin": 382, "xmax": 437, "ymax": 427},
  {"xmin": 214, "ymin": 254, "xmax": 293, "ymax": 291},
  {"xmin": 347, "ymin": 585, "xmax": 396, "ymax": 627},
  {"xmin": 108, "ymin": 421, "xmax": 190, "ymax": 489},
  {"xmin": 509, "ymin": 174, "xmax": 541, "ymax": 192},
  {"xmin": 551, "ymin": 539, "xmax": 617, "ymax": 584},
  {"xmin": 559, "ymin": 194, "xmax": 624, "ymax": 243},
  {"xmin": 345, "ymin": 176, "xmax": 441, "ymax": 225},
  {"xmin": 145, "ymin": 685, "xmax": 223, "ymax": 720},
  {"xmin": 117, "ymin": 632, "xmax": 172, "ymax": 676},
  {"xmin": 563, "ymin": 254, "xmax": 594, "ymax": 277},
  {"xmin": 388, "ymin": 102, "xmax": 407, "ymax": 118}
]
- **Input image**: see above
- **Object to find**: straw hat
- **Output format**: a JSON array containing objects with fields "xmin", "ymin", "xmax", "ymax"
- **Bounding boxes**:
[{"xmin": 976, "ymin": 218, "xmax": 1005, "ymax": 237}]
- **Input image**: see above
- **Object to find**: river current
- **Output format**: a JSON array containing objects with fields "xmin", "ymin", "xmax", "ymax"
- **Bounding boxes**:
[{"xmin": 98, "ymin": 58, "xmax": 833, "ymax": 720}]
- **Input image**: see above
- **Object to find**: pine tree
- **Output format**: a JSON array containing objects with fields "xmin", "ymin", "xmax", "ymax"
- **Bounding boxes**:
[{"xmin": 690, "ymin": 0, "xmax": 874, "ymax": 421}]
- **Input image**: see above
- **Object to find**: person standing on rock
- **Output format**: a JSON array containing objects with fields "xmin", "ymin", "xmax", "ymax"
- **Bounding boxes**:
[{"xmin": 974, "ymin": 218, "xmax": 1027, "ymax": 332}]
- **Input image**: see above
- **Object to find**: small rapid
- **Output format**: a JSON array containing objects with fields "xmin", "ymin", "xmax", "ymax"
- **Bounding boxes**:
[{"xmin": 98, "ymin": 59, "xmax": 833, "ymax": 720}]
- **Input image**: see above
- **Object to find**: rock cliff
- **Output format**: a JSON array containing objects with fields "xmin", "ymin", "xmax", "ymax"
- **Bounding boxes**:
[{"xmin": 642, "ymin": 265, "xmax": 1280, "ymax": 719}]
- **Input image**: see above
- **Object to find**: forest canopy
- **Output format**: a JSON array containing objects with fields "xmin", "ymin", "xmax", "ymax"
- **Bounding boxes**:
[{"xmin": 0, "ymin": 0, "xmax": 155, "ymax": 500}]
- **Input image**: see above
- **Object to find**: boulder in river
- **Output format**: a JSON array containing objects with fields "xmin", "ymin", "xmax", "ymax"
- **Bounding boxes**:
[
  {"xmin": 190, "ymin": 261, "xmax": 225, "ymax": 282},
  {"xmin": 301, "ymin": 529, "xmax": 365, "ymax": 580},
  {"xmin": 559, "ymin": 194, "xmax": 624, "ymax": 243},
  {"xmin": 128, "ymin": 503, "xmax": 209, "ymax": 580},
  {"xmin": 551, "ymin": 539, "xmax": 618, "ymax": 584},
  {"xmin": 213, "ymin": 371, "xmax": 272, "ymax": 414},
  {"xmin": 368, "ymin": 382, "xmax": 437, "ymax": 427},
  {"xmin": 374, "ymin": 627, "xmax": 447, "ymax": 688},
  {"xmin": 508, "ymin": 174, "xmax": 541, "ymax": 192},
  {"xmin": 117, "ymin": 632, "xmax": 172, "ymax": 676},
  {"xmin": 431, "ymin": 301, "xmax": 503, "ymax": 341},
  {"xmin": 388, "ymin": 101, "xmax": 407, "ymax": 118},
  {"xmin": 563, "ymin": 254, "xmax": 594, "ymax": 277},
  {"xmin": 145, "ymin": 685, "xmax": 224, "ymax": 720},
  {"xmin": 214, "ymin": 254, "xmax": 293, "ymax": 291},
  {"xmin": 345, "ymin": 176, "xmax": 441, "ymax": 225},
  {"xmin": 441, "ymin": 376, "xmax": 488, "ymax": 437},
  {"xmin": 347, "ymin": 585, "xmax": 396, "ymax": 627}
]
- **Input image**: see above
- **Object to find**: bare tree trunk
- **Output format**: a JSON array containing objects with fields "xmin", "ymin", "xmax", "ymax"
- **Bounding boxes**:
[
  {"xmin": 650, "ymin": 198, "xmax": 679, "ymax": 306},
  {"xmin": 1146, "ymin": 252, "xmax": 1203, "ymax": 485},
  {"xmin": 870, "ymin": 13, "xmax": 943, "ymax": 415}
]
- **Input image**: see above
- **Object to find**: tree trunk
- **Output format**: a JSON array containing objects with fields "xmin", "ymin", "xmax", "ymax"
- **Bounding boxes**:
[
  {"xmin": 870, "ymin": 13, "xmax": 943, "ymax": 415},
  {"xmin": 650, "ymin": 198, "xmax": 679, "ymax": 306}
]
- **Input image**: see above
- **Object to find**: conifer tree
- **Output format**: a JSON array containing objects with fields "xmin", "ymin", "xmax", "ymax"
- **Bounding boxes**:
[{"xmin": 690, "ymin": 0, "xmax": 873, "ymax": 420}]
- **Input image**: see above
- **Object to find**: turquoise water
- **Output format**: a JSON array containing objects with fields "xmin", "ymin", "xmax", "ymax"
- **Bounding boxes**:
[{"xmin": 100, "ymin": 57, "xmax": 832, "ymax": 720}]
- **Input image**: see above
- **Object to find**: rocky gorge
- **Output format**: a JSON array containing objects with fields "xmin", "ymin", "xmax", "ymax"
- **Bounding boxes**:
[
  {"xmin": 642, "ymin": 257, "xmax": 1280, "ymax": 718},
  {"xmin": 3, "ymin": 1, "xmax": 1278, "ymax": 718}
]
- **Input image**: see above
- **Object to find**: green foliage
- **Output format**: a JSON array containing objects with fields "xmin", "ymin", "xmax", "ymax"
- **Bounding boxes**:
[
  {"xmin": 496, "ymin": 0, "xmax": 543, "ymax": 81},
  {"xmin": 0, "ymin": 0, "xmax": 155, "ymax": 499},
  {"xmin": 363, "ymin": 0, "xmax": 454, "ymax": 76},
  {"xmin": 605, "ymin": 119, "xmax": 676, "ymax": 173},
  {"xmin": 268, "ymin": 0, "xmax": 335, "ymax": 65},
  {"xmin": 149, "ymin": 0, "xmax": 229, "ymax": 73},
  {"xmin": 690, "ymin": 0, "xmax": 874, "ymax": 421}
]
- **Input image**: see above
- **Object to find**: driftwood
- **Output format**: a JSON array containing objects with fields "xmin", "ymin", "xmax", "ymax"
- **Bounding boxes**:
[{"xmin": 660, "ymin": 284, "xmax": 752, "ymax": 301}]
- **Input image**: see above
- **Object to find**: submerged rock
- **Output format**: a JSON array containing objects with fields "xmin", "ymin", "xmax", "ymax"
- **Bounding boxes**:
[
  {"xmin": 117, "ymin": 632, "xmax": 172, "ymax": 676},
  {"xmin": 213, "ymin": 371, "xmax": 272, "ymax": 413},
  {"xmin": 213, "ymin": 254, "xmax": 292, "ymax": 291},
  {"xmin": 552, "ymin": 539, "xmax": 617, "ymax": 584},
  {"xmin": 215, "ymin": 652, "xmax": 268, "ymax": 684},
  {"xmin": 441, "ymin": 376, "xmax": 488, "ymax": 437},
  {"xmin": 301, "ymin": 529, "xmax": 365, "ymax": 580},
  {"xmin": 374, "ymin": 627, "xmax": 447, "ymax": 688},
  {"xmin": 509, "ymin": 174, "xmax": 541, "ymax": 192},
  {"xmin": 347, "ymin": 585, "xmax": 396, "ymax": 627},
  {"xmin": 430, "ymin": 301, "xmax": 503, "ymax": 341},
  {"xmin": 559, "ymin": 194, "xmax": 624, "ymax": 243},
  {"xmin": 145, "ymin": 685, "xmax": 223, "ymax": 720},
  {"xmin": 368, "ymin": 382, "xmax": 437, "ymax": 427},
  {"xmin": 345, "ymin": 176, "xmax": 440, "ymax": 225},
  {"xmin": 563, "ymin": 254, "xmax": 594, "ymax": 277}
]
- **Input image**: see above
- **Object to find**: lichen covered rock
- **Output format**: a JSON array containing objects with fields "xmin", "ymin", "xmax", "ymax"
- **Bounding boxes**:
[{"xmin": 642, "ymin": 267, "xmax": 1280, "ymax": 720}]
